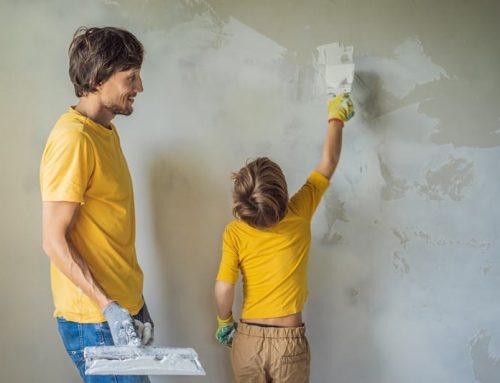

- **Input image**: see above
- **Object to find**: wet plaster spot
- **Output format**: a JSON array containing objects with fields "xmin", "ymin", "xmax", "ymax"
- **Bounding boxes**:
[
  {"xmin": 393, "ymin": 251, "xmax": 410, "ymax": 274},
  {"xmin": 392, "ymin": 229, "xmax": 410, "ymax": 245},
  {"xmin": 377, "ymin": 153, "xmax": 409, "ymax": 200},
  {"xmin": 470, "ymin": 330, "xmax": 500, "ymax": 383},
  {"xmin": 322, "ymin": 193, "xmax": 348, "ymax": 244},
  {"xmin": 356, "ymin": 36, "xmax": 448, "ymax": 100},
  {"xmin": 417, "ymin": 156, "xmax": 474, "ymax": 201},
  {"xmin": 391, "ymin": 229, "xmax": 410, "ymax": 274}
]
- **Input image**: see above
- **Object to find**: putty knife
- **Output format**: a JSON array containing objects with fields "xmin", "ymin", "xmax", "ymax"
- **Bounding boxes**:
[{"xmin": 316, "ymin": 42, "xmax": 355, "ymax": 95}]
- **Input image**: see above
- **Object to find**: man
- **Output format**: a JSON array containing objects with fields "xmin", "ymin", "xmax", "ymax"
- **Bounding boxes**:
[
  {"xmin": 40, "ymin": 27, "xmax": 153, "ymax": 382},
  {"xmin": 214, "ymin": 94, "xmax": 354, "ymax": 382}
]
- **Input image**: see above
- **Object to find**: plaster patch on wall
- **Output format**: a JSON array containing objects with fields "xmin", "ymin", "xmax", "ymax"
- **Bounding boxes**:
[
  {"xmin": 410, "ymin": 228, "xmax": 491, "ymax": 249},
  {"xmin": 391, "ymin": 229, "xmax": 410, "ymax": 274},
  {"xmin": 470, "ymin": 330, "xmax": 500, "ymax": 383},
  {"xmin": 392, "ymin": 229, "xmax": 410, "ymax": 245},
  {"xmin": 322, "ymin": 193, "xmax": 349, "ymax": 244},
  {"xmin": 378, "ymin": 153, "xmax": 409, "ymax": 200},
  {"xmin": 221, "ymin": 17, "xmax": 288, "ymax": 60},
  {"xmin": 416, "ymin": 156, "xmax": 474, "ymax": 201},
  {"xmin": 393, "ymin": 251, "xmax": 410, "ymax": 274},
  {"xmin": 356, "ymin": 37, "xmax": 448, "ymax": 99},
  {"xmin": 140, "ymin": 12, "xmax": 296, "ymax": 145}
]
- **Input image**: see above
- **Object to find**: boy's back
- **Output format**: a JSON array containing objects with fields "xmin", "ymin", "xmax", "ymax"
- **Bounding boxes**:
[{"xmin": 217, "ymin": 170, "xmax": 330, "ymax": 320}]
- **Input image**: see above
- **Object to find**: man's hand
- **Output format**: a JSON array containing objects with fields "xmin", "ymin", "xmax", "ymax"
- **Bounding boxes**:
[
  {"xmin": 103, "ymin": 302, "xmax": 141, "ymax": 346},
  {"xmin": 215, "ymin": 314, "xmax": 237, "ymax": 348},
  {"xmin": 134, "ymin": 320, "xmax": 154, "ymax": 346},
  {"xmin": 133, "ymin": 302, "xmax": 154, "ymax": 346},
  {"xmin": 328, "ymin": 93, "xmax": 355, "ymax": 125}
]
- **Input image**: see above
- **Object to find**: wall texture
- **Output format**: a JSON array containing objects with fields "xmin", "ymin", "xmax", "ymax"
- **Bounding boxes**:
[{"xmin": 1, "ymin": 0, "xmax": 499, "ymax": 382}]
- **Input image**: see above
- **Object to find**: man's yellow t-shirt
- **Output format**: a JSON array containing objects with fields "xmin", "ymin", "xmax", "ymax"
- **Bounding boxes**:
[
  {"xmin": 40, "ymin": 107, "xmax": 144, "ymax": 323},
  {"xmin": 216, "ymin": 171, "xmax": 330, "ymax": 319}
]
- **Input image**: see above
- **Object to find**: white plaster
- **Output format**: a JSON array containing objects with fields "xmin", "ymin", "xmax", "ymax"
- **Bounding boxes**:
[
  {"xmin": 356, "ymin": 37, "xmax": 449, "ymax": 99},
  {"xmin": 84, "ymin": 346, "xmax": 205, "ymax": 375}
]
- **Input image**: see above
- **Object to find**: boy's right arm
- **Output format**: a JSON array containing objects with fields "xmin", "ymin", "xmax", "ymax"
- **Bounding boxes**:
[
  {"xmin": 315, "ymin": 94, "xmax": 354, "ymax": 180},
  {"xmin": 214, "ymin": 280, "xmax": 237, "ymax": 347}
]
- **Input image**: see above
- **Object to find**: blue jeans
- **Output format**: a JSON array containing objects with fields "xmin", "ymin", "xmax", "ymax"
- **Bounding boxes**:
[{"xmin": 56, "ymin": 307, "xmax": 150, "ymax": 383}]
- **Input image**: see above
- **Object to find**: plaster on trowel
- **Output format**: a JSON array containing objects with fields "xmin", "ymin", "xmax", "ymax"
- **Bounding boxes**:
[
  {"xmin": 84, "ymin": 346, "xmax": 206, "ymax": 376},
  {"xmin": 316, "ymin": 42, "xmax": 355, "ymax": 96}
]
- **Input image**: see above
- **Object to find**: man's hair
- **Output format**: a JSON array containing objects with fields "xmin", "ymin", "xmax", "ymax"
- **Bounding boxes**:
[
  {"xmin": 68, "ymin": 26, "xmax": 144, "ymax": 97},
  {"xmin": 231, "ymin": 157, "xmax": 289, "ymax": 229}
]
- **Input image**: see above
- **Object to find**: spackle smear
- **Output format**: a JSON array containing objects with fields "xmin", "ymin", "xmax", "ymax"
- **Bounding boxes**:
[{"xmin": 356, "ymin": 37, "xmax": 448, "ymax": 99}]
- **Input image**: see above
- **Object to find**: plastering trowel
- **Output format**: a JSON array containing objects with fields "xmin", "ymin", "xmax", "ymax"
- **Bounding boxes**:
[
  {"xmin": 84, "ymin": 345, "xmax": 206, "ymax": 376},
  {"xmin": 315, "ymin": 42, "xmax": 355, "ymax": 96}
]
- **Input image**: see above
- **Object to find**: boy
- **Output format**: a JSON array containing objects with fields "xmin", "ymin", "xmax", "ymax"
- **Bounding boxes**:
[{"xmin": 214, "ymin": 94, "xmax": 354, "ymax": 383}]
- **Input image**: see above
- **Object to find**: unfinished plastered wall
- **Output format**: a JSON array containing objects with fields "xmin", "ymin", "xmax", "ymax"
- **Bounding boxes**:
[{"xmin": 1, "ymin": 0, "xmax": 499, "ymax": 382}]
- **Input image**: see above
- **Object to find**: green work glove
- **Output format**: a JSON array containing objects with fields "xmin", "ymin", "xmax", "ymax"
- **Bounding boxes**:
[
  {"xmin": 215, "ymin": 314, "xmax": 237, "ymax": 347},
  {"xmin": 328, "ymin": 93, "xmax": 355, "ymax": 125}
]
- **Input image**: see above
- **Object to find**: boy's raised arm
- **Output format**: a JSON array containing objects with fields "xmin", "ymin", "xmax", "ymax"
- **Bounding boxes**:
[{"xmin": 315, "ymin": 94, "xmax": 355, "ymax": 180}]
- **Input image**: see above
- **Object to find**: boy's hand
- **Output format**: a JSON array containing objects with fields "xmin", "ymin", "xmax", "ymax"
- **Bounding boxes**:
[
  {"xmin": 328, "ymin": 93, "xmax": 355, "ymax": 125},
  {"xmin": 215, "ymin": 314, "xmax": 237, "ymax": 348}
]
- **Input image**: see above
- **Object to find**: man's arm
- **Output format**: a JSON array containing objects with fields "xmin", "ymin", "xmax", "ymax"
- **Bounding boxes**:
[
  {"xmin": 43, "ymin": 201, "xmax": 141, "ymax": 345},
  {"xmin": 42, "ymin": 201, "xmax": 111, "ymax": 309},
  {"xmin": 315, "ymin": 93, "xmax": 354, "ymax": 180},
  {"xmin": 214, "ymin": 280, "xmax": 235, "ymax": 320}
]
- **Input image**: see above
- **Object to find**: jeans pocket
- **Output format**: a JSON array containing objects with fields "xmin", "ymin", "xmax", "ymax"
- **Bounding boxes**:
[
  {"xmin": 95, "ymin": 321, "xmax": 114, "ymax": 346},
  {"xmin": 56, "ymin": 317, "xmax": 82, "ymax": 352}
]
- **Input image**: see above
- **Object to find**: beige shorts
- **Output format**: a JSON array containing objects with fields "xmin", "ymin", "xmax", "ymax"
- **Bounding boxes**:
[{"xmin": 231, "ymin": 322, "xmax": 310, "ymax": 383}]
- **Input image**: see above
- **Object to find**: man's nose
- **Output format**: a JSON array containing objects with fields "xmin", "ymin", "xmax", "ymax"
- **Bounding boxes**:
[{"xmin": 136, "ymin": 76, "xmax": 144, "ymax": 93}]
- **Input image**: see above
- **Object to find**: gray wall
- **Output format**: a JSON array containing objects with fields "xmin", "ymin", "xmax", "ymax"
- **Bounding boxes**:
[{"xmin": 1, "ymin": 0, "xmax": 499, "ymax": 382}]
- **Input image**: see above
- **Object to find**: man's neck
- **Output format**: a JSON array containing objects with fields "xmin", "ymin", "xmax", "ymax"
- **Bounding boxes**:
[{"xmin": 75, "ymin": 96, "xmax": 114, "ymax": 128}]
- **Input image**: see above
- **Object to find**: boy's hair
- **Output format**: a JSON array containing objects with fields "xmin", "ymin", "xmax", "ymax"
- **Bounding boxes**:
[
  {"xmin": 232, "ymin": 157, "xmax": 289, "ymax": 229},
  {"xmin": 68, "ymin": 26, "xmax": 144, "ymax": 97}
]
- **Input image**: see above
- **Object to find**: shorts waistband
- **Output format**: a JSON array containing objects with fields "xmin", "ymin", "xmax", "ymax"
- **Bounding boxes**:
[{"xmin": 236, "ymin": 321, "xmax": 306, "ymax": 339}]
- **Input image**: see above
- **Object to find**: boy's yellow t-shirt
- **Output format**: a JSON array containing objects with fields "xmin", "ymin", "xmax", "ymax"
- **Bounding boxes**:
[
  {"xmin": 217, "ymin": 171, "xmax": 330, "ymax": 319},
  {"xmin": 40, "ymin": 107, "xmax": 144, "ymax": 323}
]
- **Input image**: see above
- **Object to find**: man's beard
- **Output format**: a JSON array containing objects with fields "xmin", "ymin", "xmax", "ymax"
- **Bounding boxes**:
[{"xmin": 104, "ymin": 101, "xmax": 133, "ymax": 116}]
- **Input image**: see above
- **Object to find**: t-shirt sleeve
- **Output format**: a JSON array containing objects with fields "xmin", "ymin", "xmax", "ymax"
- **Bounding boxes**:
[
  {"xmin": 40, "ymin": 130, "xmax": 94, "ymax": 204},
  {"xmin": 216, "ymin": 226, "xmax": 240, "ymax": 284},
  {"xmin": 288, "ymin": 170, "xmax": 330, "ymax": 220}
]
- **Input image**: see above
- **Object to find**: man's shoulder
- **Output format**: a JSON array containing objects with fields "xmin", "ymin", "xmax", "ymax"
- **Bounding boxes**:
[
  {"xmin": 49, "ymin": 111, "xmax": 89, "ymax": 142},
  {"xmin": 54, "ymin": 109, "xmax": 85, "ymax": 130}
]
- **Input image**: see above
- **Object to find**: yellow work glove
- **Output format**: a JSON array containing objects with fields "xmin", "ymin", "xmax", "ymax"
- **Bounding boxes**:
[
  {"xmin": 328, "ymin": 93, "xmax": 355, "ymax": 126},
  {"xmin": 215, "ymin": 314, "xmax": 237, "ymax": 348}
]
